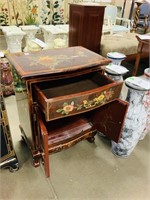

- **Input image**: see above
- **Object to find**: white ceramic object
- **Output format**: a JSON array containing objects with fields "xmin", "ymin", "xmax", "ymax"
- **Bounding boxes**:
[
  {"xmin": 139, "ymin": 68, "xmax": 150, "ymax": 140},
  {"xmin": 20, "ymin": 25, "xmax": 39, "ymax": 51},
  {"xmin": 0, "ymin": 25, "xmax": 20, "ymax": 31},
  {"xmin": 39, "ymin": 25, "xmax": 55, "ymax": 45},
  {"xmin": 105, "ymin": 64, "xmax": 128, "ymax": 99},
  {"xmin": 107, "ymin": 52, "xmax": 126, "ymax": 65},
  {"xmin": 111, "ymin": 77, "xmax": 149, "ymax": 157},
  {"xmin": 40, "ymin": 25, "xmax": 68, "ymax": 49},
  {"xmin": 3, "ymin": 30, "xmax": 25, "ymax": 53}
]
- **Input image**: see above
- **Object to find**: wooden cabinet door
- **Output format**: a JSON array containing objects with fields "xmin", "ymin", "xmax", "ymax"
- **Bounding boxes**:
[
  {"xmin": 69, "ymin": 4, "xmax": 105, "ymax": 53},
  {"xmin": 91, "ymin": 99, "xmax": 128, "ymax": 143}
]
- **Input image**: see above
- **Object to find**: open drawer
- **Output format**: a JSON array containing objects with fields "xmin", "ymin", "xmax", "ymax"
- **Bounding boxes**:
[{"xmin": 33, "ymin": 72, "xmax": 123, "ymax": 121}]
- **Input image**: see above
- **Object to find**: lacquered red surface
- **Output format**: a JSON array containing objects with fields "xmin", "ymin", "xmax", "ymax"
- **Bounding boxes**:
[{"xmin": 6, "ymin": 46, "xmax": 109, "ymax": 78}]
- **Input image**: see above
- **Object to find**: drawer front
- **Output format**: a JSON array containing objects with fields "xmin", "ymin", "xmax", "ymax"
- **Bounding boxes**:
[{"xmin": 34, "ymin": 83, "xmax": 122, "ymax": 121}]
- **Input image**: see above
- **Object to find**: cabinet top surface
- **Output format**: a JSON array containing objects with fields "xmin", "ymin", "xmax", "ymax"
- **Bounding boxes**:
[
  {"xmin": 69, "ymin": 3, "xmax": 105, "ymax": 7},
  {"xmin": 6, "ymin": 46, "xmax": 109, "ymax": 79}
]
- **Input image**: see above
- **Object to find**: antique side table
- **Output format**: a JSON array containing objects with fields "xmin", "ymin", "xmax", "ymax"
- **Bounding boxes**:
[{"xmin": 6, "ymin": 46, "xmax": 128, "ymax": 177}]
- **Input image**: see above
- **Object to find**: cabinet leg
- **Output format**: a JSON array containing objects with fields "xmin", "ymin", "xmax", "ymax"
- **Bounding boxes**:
[
  {"xmin": 33, "ymin": 152, "xmax": 41, "ymax": 167},
  {"xmin": 87, "ymin": 131, "xmax": 96, "ymax": 143},
  {"xmin": 9, "ymin": 162, "xmax": 19, "ymax": 172},
  {"xmin": 87, "ymin": 136, "xmax": 95, "ymax": 143}
]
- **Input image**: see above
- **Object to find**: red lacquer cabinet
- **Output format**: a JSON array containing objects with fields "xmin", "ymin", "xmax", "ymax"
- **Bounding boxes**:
[{"xmin": 6, "ymin": 46, "xmax": 128, "ymax": 177}]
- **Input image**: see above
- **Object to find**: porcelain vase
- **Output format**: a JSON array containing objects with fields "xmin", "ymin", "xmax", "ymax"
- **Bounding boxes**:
[
  {"xmin": 139, "ymin": 68, "xmax": 150, "ymax": 140},
  {"xmin": 111, "ymin": 86, "xmax": 147, "ymax": 157}
]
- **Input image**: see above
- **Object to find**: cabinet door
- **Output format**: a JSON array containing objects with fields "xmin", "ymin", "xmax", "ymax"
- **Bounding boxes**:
[
  {"xmin": 91, "ymin": 99, "xmax": 128, "ymax": 143},
  {"xmin": 69, "ymin": 5, "xmax": 83, "ymax": 47},
  {"xmin": 69, "ymin": 4, "xmax": 105, "ymax": 53}
]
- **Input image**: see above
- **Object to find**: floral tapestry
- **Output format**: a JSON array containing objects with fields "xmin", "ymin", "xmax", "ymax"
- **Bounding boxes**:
[{"xmin": 0, "ymin": 0, "xmax": 83, "ymax": 26}]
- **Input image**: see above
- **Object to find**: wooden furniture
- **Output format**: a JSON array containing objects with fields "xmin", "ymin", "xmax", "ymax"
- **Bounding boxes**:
[
  {"xmin": 103, "ymin": 5, "xmax": 130, "ymax": 35},
  {"xmin": 69, "ymin": 4, "xmax": 105, "ymax": 54},
  {"xmin": 100, "ymin": 32, "xmax": 149, "ymax": 66},
  {"xmin": 0, "ymin": 91, "xmax": 19, "ymax": 172},
  {"xmin": 133, "ymin": 35, "xmax": 150, "ymax": 76},
  {"xmin": 6, "ymin": 46, "xmax": 128, "ymax": 177},
  {"xmin": 132, "ymin": 1, "xmax": 150, "ymax": 34}
]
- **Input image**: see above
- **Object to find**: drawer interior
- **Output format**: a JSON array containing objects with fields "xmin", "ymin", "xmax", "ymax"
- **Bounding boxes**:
[
  {"xmin": 37, "ymin": 109, "xmax": 94, "ymax": 146},
  {"xmin": 34, "ymin": 72, "xmax": 113, "ymax": 98}
]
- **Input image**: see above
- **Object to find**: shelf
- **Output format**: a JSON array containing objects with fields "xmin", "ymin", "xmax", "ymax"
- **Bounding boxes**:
[{"xmin": 36, "ymin": 110, "xmax": 96, "ymax": 154}]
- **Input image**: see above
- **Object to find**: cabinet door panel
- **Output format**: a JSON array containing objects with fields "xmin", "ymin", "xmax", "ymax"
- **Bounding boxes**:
[
  {"xmin": 69, "ymin": 4, "xmax": 105, "ymax": 53},
  {"xmin": 91, "ymin": 99, "xmax": 128, "ymax": 143},
  {"xmin": 69, "ymin": 9, "xmax": 83, "ymax": 46}
]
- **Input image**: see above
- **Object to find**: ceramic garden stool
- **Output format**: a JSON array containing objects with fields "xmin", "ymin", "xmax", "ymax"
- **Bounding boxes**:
[
  {"xmin": 111, "ymin": 77, "xmax": 150, "ymax": 157},
  {"xmin": 107, "ymin": 52, "xmax": 126, "ymax": 65},
  {"xmin": 105, "ymin": 64, "xmax": 128, "ymax": 99},
  {"xmin": 105, "ymin": 70, "xmax": 123, "ymax": 82},
  {"xmin": 139, "ymin": 68, "xmax": 150, "ymax": 140}
]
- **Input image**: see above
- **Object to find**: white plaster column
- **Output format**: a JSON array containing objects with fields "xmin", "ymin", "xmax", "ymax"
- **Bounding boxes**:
[
  {"xmin": 20, "ymin": 25, "xmax": 39, "ymax": 51},
  {"xmin": 2, "ymin": 27, "xmax": 25, "ymax": 53},
  {"xmin": 54, "ymin": 25, "xmax": 69, "ymax": 48},
  {"xmin": 39, "ymin": 25, "xmax": 55, "ymax": 49},
  {"xmin": 40, "ymin": 25, "xmax": 69, "ymax": 49}
]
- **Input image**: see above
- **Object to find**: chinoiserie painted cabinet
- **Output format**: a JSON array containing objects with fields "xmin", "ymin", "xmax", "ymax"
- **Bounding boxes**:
[{"xmin": 6, "ymin": 46, "xmax": 128, "ymax": 177}]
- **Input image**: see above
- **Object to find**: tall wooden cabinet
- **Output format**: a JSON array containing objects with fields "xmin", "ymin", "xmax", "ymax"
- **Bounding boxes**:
[
  {"xmin": 69, "ymin": 4, "xmax": 105, "ymax": 53},
  {"xmin": 6, "ymin": 46, "xmax": 128, "ymax": 177}
]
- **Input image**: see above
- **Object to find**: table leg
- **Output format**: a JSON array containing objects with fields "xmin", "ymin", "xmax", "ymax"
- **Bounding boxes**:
[{"xmin": 133, "ymin": 42, "xmax": 143, "ymax": 76}]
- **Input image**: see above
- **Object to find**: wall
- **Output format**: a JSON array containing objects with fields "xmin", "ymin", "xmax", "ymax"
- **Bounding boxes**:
[
  {"xmin": 0, "ymin": 0, "xmax": 136, "ymax": 26},
  {"xmin": 0, "ymin": 0, "xmax": 81, "ymax": 26}
]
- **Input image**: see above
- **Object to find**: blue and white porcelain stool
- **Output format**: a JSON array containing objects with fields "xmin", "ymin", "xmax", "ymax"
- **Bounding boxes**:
[
  {"xmin": 105, "ymin": 64, "xmax": 128, "ymax": 99},
  {"xmin": 140, "ymin": 68, "xmax": 150, "ymax": 140},
  {"xmin": 107, "ymin": 52, "xmax": 126, "ymax": 65},
  {"xmin": 105, "ymin": 68, "xmax": 124, "ymax": 82},
  {"xmin": 111, "ymin": 76, "xmax": 150, "ymax": 157}
]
